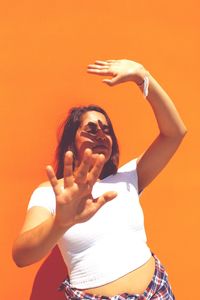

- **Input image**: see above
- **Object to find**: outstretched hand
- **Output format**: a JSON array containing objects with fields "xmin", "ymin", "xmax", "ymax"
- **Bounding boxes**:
[
  {"xmin": 46, "ymin": 149, "xmax": 117, "ymax": 229},
  {"xmin": 87, "ymin": 59, "xmax": 146, "ymax": 86}
]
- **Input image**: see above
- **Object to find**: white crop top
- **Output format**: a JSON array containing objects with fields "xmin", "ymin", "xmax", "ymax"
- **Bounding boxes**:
[{"xmin": 28, "ymin": 159, "xmax": 151, "ymax": 289}]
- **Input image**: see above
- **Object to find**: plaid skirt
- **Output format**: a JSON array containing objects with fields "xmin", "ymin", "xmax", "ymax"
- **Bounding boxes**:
[{"xmin": 59, "ymin": 253, "xmax": 175, "ymax": 300}]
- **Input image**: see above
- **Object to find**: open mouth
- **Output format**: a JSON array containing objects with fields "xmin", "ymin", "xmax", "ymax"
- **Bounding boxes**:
[
  {"xmin": 92, "ymin": 144, "xmax": 108, "ymax": 150},
  {"xmin": 92, "ymin": 145, "xmax": 109, "ymax": 155}
]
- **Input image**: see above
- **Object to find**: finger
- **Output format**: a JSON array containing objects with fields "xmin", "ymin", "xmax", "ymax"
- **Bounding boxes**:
[
  {"xmin": 63, "ymin": 151, "xmax": 74, "ymax": 188},
  {"xmin": 75, "ymin": 149, "xmax": 92, "ymax": 184},
  {"xmin": 46, "ymin": 165, "xmax": 61, "ymax": 197},
  {"xmin": 87, "ymin": 64, "xmax": 109, "ymax": 70},
  {"xmin": 87, "ymin": 154, "xmax": 105, "ymax": 186},
  {"xmin": 102, "ymin": 79, "xmax": 113, "ymax": 86},
  {"xmin": 103, "ymin": 76, "xmax": 120, "ymax": 86},
  {"xmin": 94, "ymin": 191, "xmax": 118, "ymax": 208},
  {"xmin": 87, "ymin": 68, "xmax": 113, "ymax": 76},
  {"xmin": 94, "ymin": 60, "xmax": 111, "ymax": 66},
  {"xmin": 105, "ymin": 60, "xmax": 116, "ymax": 63}
]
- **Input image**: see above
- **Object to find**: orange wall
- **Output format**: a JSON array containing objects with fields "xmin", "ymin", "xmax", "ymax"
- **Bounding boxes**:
[{"xmin": 1, "ymin": 1, "xmax": 199, "ymax": 299}]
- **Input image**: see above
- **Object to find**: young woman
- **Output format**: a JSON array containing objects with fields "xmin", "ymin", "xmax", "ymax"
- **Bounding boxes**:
[{"xmin": 12, "ymin": 59, "xmax": 187, "ymax": 299}]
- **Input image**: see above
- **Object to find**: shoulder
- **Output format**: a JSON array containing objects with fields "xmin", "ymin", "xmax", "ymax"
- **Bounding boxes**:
[
  {"xmin": 39, "ymin": 181, "xmax": 51, "ymax": 187},
  {"xmin": 28, "ymin": 181, "xmax": 59, "ymax": 215},
  {"xmin": 118, "ymin": 158, "xmax": 138, "ymax": 173},
  {"xmin": 38, "ymin": 178, "xmax": 64, "ymax": 188},
  {"xmin": 117, "ymin": 159, "xmax": 139, "ymax": 192}
]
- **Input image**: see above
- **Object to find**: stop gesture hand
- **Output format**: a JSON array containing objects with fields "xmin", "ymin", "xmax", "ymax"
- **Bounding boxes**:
[
  {"xmin": 46, "ymin": 149, "xmax": 117, "ymax": 229},
  {"xmin": 87, "ymin": 59, "xmax": 146, "ymax": 86}
]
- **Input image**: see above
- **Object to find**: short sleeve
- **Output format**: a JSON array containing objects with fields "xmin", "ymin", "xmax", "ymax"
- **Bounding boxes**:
[
  {"xmin": 27, "ymin": 186, "xmax": 56, "ymax": 215},
  {"xmin": 118, "ymin": 159, "xmax": 140, "ymax": 194}
]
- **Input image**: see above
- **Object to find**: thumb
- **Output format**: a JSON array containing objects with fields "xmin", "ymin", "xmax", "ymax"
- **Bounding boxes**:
[
  {"xmin": 102, "ymin": 76, "xmax": 119, "ymax": 86},
  {"xmin": 95, "ymin": 191, "xmax": 118, "ymax": 209}
]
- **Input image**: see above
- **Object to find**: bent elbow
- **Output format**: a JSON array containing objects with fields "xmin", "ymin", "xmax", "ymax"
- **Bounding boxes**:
[
  {"xmin": 12, "ymin": 251, "xmax": 23, "ymax": 268},
  {"xmin": 12, "ymin": 244, "xmax": 30, "ymax": 268},
  {"xmin": 180, "ymin": 126, "xmax": 188, "ymax": 137},
  {"xmin": 12, "ymin": 253, "xmax": 31, "ymax": 268},
  {"xmin": 13, "ymin": 259, "xmax": 26, "ymax": 268},
  {"xmin": 175, "ymin": 126, "xmax": 188, "ymax": 141}
]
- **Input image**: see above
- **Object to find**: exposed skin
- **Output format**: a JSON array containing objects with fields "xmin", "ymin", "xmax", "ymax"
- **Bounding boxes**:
[
  {"xmin": 12, "ymin": 149, "xmax": 117, "ymax": 267},
  {"xmin": 12, "ymin": 59, "xmax": 187, "ymax": 295},
  {"xmin": 74, "ymin": 111, "xmax": 113, "ymax": 169},
  {"xmin": 87, "ymin": 59, "xmax": 187, "ymax": 192}
]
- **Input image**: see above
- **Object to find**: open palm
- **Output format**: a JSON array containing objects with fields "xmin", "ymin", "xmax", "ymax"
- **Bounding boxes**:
[
  {"xmin": 46, "ymin": 149, "xmax": 117, "ymax": 228},
  {"xmin": 87, "ymin": 59, "xmax": 145, "ymax": 86}
]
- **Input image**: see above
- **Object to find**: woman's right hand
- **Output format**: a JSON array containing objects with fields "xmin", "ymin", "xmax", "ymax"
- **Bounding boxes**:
[{"xmin": 46, "ymin": 148, "xmax": 117, "ymax": 229}]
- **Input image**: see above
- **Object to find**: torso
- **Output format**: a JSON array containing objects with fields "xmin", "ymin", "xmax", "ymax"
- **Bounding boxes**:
[
  {"xmin": 40, "ymin": 169, "xmax": 154, "ymax": 297},
  {"xmin": 83, "ymin": 255, "xmax": 155, "ymax": 296}
]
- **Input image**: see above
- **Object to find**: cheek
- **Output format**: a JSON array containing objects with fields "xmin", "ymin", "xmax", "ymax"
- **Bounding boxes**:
[
  {"xmin": 75, "ymin": 130, "xmax": 85, "ymax": 149},
  {"xmin": 108, "ymin": 136, "xmax": 113, "ymax": 149},
  {"xmin": 75, "ymin": 134, "xmax": 92, "ymax": 157},
  {"xmin": 74, "ymin": 132, "xmax": 85, "ymax": 157},
  {"xmin": 74, "ymin": 134, "xmax": 80, "ymax": 150},
  {"xmin": 74, "ymin": 134, "xmax": 79, "ymax": 152}
]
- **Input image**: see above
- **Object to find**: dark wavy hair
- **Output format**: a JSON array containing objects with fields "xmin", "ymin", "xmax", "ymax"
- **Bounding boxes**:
[{"xmin": 55, "ymin": 105, "xmax": 119, "ymax": 179}]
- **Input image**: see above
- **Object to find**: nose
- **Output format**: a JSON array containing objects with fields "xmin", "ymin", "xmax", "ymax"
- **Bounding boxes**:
[{"xmin": 95, "ymin": 128, "xmax": 107, "ymax": 140}]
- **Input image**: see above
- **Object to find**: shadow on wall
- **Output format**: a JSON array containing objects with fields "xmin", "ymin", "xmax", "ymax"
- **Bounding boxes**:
[{"xmin": 30, "ymin": 246, "xmax": 68, "ymax": 300}]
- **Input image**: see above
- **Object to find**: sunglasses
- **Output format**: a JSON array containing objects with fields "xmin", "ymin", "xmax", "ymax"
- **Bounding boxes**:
[{"xmin": 80, "ymin": 121, "xmax": 111, "ymax": 136}]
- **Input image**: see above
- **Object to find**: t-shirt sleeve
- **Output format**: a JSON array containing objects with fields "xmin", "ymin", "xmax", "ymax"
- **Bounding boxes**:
[
  {"xmin": 118, "ymin": 158, "xmax": 142, "ymax": 195},
  {"xmin": 130, "ymin": 158, "xmax": 143, "ymax": 196},
  {"xmin": 27, "ymin": 186, "xmax": 56, "ymax": 215}
]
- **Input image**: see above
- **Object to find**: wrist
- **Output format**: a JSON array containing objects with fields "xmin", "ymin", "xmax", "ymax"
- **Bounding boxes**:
[
  {"xmin": 131, "ymin": 64, "xmax": 148, "ymax": 85},
  {"xmin": 53, "ymin": 214, "xmax": 74, "ymax": 233},
  {"xmin": 133, "ymin": 67, "xmax": 150, "ymax": 98}
]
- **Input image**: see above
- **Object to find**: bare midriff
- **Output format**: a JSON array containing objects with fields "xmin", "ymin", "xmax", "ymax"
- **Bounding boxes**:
[{"xmin": 83, "ymin": 255, "xmax": 155, "ymax": 297}]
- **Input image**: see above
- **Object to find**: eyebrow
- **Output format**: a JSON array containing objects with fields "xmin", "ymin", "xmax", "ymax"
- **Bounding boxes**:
[{"xmin": 84, "ymin": 121, "xmax": 109, "ymax": 128}]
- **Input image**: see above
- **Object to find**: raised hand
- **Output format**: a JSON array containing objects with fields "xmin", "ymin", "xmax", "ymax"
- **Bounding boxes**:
[
  {"xmin": 46, "ymin": 149, "xmax": 117, "ymax": 229},
  {"xmin": 87, "ymin": 59, "xmax": 146, "ymax": 86}
]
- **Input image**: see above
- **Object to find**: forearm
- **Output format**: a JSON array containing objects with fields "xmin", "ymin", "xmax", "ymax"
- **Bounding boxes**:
[
  {"xmin": 134, "ymin": 68, "xmax": 187, "ymax": 191},
  {"xmin": 138, "ymin": 71, "xmax": 187, "ymax": 138},
  {"xmin": 12, "ymin": 215, "xmax": 69, "ymax": 267}
]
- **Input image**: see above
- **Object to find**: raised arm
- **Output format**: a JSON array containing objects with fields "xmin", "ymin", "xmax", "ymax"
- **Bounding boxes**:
[{"xmin": 87, "ymin": 59, "xmax": 187, "ymax": 193}]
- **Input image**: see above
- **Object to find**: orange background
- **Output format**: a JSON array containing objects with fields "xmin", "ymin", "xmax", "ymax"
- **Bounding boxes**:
[{"xmin": 1, "ymin": 1, "xmax": 199, "ymax": 299}]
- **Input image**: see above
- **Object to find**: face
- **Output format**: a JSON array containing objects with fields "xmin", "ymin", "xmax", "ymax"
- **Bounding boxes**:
[{"xmin": 75, "ymin": 111, "xmax": 113, "ymax": 166}]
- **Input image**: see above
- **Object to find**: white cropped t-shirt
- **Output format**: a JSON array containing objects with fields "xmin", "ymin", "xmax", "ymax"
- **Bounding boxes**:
[{"xmin": 28, "ymin": 159, "xmax": 151, "ymax": 289}]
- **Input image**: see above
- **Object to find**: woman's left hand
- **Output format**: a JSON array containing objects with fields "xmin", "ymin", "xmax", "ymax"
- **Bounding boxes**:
[{"xmin": 87, "ymin": 59, "xmax": 146, "ymax": 86}]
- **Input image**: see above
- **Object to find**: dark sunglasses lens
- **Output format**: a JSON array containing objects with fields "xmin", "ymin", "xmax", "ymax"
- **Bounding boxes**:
[{"xmin": 90, "ymin": 127, "xmax": 98, "ymax": 135}]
